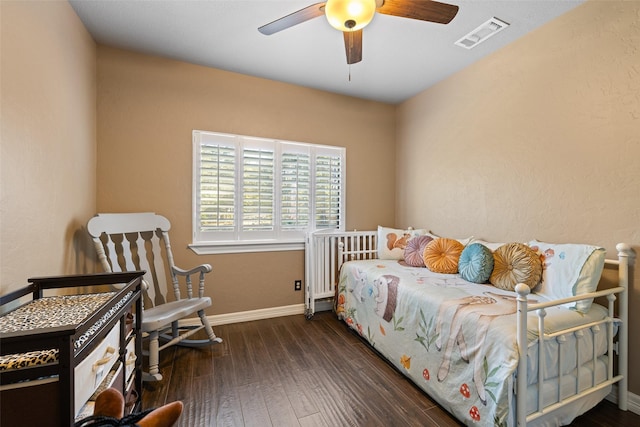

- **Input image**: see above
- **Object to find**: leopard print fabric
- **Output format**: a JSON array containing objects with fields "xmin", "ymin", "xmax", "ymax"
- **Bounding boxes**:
[
  {"xmin": 0, "ymin": 349, "xmax": 59, "ymax": 371},
  {"xmin": 0, "ymin": 293, "xmax": 117, "ymax": 333},
  {"xmin": 0, "ymin": 291, "xmax": 133, "ymax": 372}
]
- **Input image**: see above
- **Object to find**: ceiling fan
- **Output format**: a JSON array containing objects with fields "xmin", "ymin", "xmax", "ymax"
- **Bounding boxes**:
[{"xmin": 258, "ymin": 0, "xmax": 459, "ymax": 65}]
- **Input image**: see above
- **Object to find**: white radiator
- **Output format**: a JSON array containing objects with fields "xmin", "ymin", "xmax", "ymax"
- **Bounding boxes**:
[{"xmin": 304, "ymin": 229, "xmax": 377, "ymax": 318}]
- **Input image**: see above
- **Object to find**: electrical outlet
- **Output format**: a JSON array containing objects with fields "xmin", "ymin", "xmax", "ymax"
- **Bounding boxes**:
[{"xmin": 294, "ymin": 280, "xmax": 302, "ymax": 291}]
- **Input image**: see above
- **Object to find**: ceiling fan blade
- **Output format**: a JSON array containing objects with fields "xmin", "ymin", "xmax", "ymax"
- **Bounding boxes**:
[
  {"xmin": 258, "ymin": 2, "xmax": 326, "ymax": 35},
  {"xmin": 377, "ymin": 0, "xmax": 458, "ymax": 24},
  {"xmin": 343, "ymin": 30, "xmax": 363, "ymax": 64}
]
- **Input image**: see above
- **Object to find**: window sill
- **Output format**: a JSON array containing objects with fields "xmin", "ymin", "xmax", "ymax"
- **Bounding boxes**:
[{"xmin": 189, "ymin": 240, "xmax": 305, "ymax": 255}]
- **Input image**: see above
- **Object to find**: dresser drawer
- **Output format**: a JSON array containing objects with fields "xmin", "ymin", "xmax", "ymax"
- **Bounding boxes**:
[{"xmin": 74, "ymin": 324, "xmax": 120, "ymax": 413}]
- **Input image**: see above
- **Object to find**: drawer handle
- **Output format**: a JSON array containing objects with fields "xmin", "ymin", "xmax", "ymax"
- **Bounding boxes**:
[
  {"xmin": 92, "ymin": 346, "xmax": 116, "ymax": 371},
  {"xmin": 126, "ymin": 351, "xmax": 137, "ymax": 365}
]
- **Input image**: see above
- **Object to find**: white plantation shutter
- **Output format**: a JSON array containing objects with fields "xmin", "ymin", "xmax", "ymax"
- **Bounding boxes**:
[
  {"xmin": 281, "ymin": 147, "xmax": 311, "ymax": 230},
  {"xmin": 193, "ymin": 130, "xmax": 344, "ymax": 249},
  {"xmin": 241, "ymin": 141, "xmax": 275, "ymax": 236},
  {"xmin": 201, "ymin": 144, "xmax": 236, "ymax": 230},
  {"xmin": 315, "ymin": 153, "xmax": 342, "ymax": 229},
  {"xmin": 194, "ymin": 133, "xmax": 237, "ymax": 241}
]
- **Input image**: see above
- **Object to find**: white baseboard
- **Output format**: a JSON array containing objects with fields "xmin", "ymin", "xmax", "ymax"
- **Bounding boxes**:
[
  {"xmin": 179, "ymin": 303, "xmax": 306, "ymax": 327},
  {"xmin": 606, "ymin": 385, "xmax": 640, "ymax": 415},
  {"xmin": 179, "ymin": 299, "xmax": 337, "ymax": 328},
  {"xmin": 630, "ymin": 392, "xmax": 640, "ymax": 415}
]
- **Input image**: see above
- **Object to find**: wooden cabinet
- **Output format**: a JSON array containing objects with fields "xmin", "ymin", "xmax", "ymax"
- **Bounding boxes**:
[{"xmin": 0, "ymin": 272, "xmax": 144, "ymax": 426}]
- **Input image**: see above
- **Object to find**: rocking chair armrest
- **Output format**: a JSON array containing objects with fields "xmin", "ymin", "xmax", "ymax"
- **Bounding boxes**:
[
  {"xmin": 170, "ymin": 264, "xmax": 212, "ymax": 299},
  {"xmin": 171, "ymin": 264, "xmax": 213, "ymax": 277}
]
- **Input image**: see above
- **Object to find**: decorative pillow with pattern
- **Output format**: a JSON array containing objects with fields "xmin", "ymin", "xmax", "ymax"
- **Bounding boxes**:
[
  {"xmin": 529, "ymin": 240, "xmax": 606, "ymax": 313},
  {"xmin": 377, "ymin": 226, "xmax": 428, "ymax": 260}
]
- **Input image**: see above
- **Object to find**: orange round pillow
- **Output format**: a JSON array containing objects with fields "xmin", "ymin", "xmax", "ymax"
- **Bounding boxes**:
[{"xmin": 423, "ymin": 238, "xmax": 464, "ymax": 274}]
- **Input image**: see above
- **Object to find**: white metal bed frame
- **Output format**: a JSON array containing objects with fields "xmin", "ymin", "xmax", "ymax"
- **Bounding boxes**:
[{"xmin": 305, "ymin": 229, "xmax": 631, "ymax": 426}]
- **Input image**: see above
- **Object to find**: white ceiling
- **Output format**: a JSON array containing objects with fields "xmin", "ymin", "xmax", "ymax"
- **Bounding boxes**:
[{"xmin": 69, "ymin": 0, "xmax": 584, "ymax": 104}]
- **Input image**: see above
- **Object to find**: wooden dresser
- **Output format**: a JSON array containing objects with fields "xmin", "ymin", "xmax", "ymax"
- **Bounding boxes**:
[{"xmin": 0, "ymin": 271, "xmax": 144, "ymax": 426}]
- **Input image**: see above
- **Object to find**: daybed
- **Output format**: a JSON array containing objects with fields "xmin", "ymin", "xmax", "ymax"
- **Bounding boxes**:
[{"xmin": 305, "ymin": 228, "xmax": 632, "ymax": 426}]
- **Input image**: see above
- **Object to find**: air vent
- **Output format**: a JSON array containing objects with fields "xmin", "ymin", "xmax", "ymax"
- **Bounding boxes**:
[{"xmin": 455, "ymin": 17, "xmax": 509, "ymax": 49}]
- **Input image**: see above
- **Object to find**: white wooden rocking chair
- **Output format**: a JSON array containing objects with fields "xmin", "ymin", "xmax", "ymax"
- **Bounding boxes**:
[{"xmin": 87, "ymin": 212, "xmax": 222, "ymax": 381}]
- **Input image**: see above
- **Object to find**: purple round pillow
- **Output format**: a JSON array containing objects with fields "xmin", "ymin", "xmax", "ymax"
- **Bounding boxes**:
[{"xmin": 403, "ymin": 235, "xmax": 433, "ymax": 267}]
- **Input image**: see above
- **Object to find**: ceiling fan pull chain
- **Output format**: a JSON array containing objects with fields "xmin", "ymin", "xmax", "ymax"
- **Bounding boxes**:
[{"xmin": 349, "ymin": 64, "xmax": 351, "ymax": 82}]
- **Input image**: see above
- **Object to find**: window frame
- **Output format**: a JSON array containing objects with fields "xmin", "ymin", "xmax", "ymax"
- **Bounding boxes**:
[{"xmin": 191, "ymin": 130, "xmax": 346, "ymax": 254}]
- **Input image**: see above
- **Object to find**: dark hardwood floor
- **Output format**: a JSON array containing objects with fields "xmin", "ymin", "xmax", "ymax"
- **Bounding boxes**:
[{"xmin": 142, "ymin": 311, "xmax": 640, "ymax": 426}]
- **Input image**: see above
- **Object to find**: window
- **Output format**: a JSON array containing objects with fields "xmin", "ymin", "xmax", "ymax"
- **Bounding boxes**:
[{"xmin": 192, "ymin": 130, "xmax": 345, "ymax": 254}]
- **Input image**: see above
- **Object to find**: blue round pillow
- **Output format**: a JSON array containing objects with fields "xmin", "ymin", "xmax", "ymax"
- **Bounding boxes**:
[{"xmin": 458, "ymin": 243, "xmax": 494, "ymax": 284}]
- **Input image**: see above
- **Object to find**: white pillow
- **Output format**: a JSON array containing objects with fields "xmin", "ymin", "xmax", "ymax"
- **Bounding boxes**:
[
  {"xmin": 468, "ymin": 238, "xmax": 506, "ymax": 252},
  {"xmin": 427, "ymin": 230, "xmax": 474, "ymax": 246},
  {"xmin": 528, "ymin": 240, "xmax": 606, "ymax": 312},
  {"xmin": 377, "ymin": 226, "xmax": 429, "ymax": 260}
]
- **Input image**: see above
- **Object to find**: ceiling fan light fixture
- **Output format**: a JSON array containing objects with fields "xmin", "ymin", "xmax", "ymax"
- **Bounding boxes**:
[{"xmin": 325, "ymin": 0, "xmax": 376, "ymax": 32}]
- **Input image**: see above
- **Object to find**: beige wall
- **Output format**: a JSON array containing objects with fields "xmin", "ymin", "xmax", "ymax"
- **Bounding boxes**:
[
  {"xmin": 396, "ymin": 1, "xmax": 640, "ymax": 394},
  {"xmin": 96, "ymin": 46, "xmax": 396, "ymax": 314},
  {"xmin": 3, "ymin": 0, "xmax": 637, "ymax": 397},
  {"xmin": 0, "ymin": 1, "xmax": 96, "ymax": 294}
]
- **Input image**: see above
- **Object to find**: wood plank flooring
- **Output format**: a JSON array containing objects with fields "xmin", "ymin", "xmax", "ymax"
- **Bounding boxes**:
[{"xmin": 142, "ymin": 311, "xmax": 640, "ymax": 426}]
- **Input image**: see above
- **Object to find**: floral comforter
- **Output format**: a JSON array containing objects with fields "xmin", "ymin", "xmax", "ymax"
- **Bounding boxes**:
[{"xmin": 335, "ymin": 259, "xmax": 608, "ymax": 426}]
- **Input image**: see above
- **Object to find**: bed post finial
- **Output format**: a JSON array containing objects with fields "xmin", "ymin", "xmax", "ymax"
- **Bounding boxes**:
[
  {"xmin": 515, "ymin": 283, "xmax": 530, "ymax": 297},
  {"xmin": 616, "ymin": 243, "xmax": 634, "ymax": 263}
]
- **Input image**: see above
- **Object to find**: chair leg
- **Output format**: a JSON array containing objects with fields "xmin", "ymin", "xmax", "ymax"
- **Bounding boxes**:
[
  {"xmin": 198, "ymin": 309, "xmax": 223, "ymax": 343},
  {"xmin": 172, "ymin": 320, "xmax": 179, "ymax": 338},
  {"xmin": 145, "ymin": 330, "xmax": 163, "ymax": 381}
]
